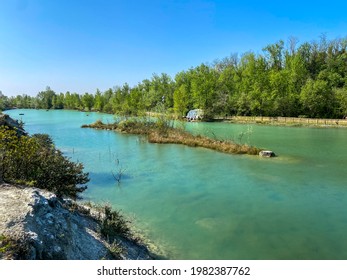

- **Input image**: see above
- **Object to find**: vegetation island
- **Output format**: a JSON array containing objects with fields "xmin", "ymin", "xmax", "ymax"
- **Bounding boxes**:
[{"xmin": 82, "ymin": 117, "xmax": 261, "ymax": 155}]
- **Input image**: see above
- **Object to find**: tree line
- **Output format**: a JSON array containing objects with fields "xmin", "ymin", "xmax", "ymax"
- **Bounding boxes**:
[{"xmin": 1, "ymin": 35, "xmax": 347, "ymax": 119}]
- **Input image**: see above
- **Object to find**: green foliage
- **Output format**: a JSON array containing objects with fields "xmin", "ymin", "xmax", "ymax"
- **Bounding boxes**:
[
  {"xmin": 334, "ymin": 87, "xmax": 347, "ymax": 117},
  {"xmin": 0, "ymin": 91, "xmax": 8, "ymax": 111},
  {"xmin": 82, "ymin": 93, "xmax": 95, "ymax": 111},
  {"xmin": 300, "ymin": 79, "xmax": 335, "ymax": 117},
  {"xmin": 99, "ymin": 205, "xmax": 131, "ymax": 242},
  {"xmin": 94, "ymin": 89, "xmax": 105, "ymax": 111},
  {"xmin": 4, "ymin": 35, "xmax": 347, "ymax": 119},
  {"xmin": 32, "ymin": 133, "xmax": 55, "ymax": 149},
  {"xmin": 34, "ymin": 148, "xmax": 88, "ymax": 198},
  {"xmin": 0, "ymin": 127, "xmax": 89, "ymax": 199},
  {"xmin": 52, "ymin": 93, "xmax": 65, "ymax": 109},
  {"xmin": 37, "ymin": 86, "xmax": 56, "ymax": 109}
]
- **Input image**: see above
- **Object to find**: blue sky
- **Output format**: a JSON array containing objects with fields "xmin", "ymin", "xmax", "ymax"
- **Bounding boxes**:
[{"xmin": 1, "ymin": 0, "xmax": 347, "ymax": 96}]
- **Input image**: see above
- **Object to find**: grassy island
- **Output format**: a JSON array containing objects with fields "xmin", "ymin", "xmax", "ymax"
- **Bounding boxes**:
[{"xmin": 82, "ymin": 118, "xmax": 262, "ymax": 156}]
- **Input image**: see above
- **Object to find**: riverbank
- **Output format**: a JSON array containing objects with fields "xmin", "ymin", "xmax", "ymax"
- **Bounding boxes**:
[
  {"xmin": 146, "ymin": 111, "xmax": 347, "ymax": 128},
  {"xmin": 9, "ymin": 108, "xmax": 347, "ymax": 128},
  {"xmin": 82, "ymin": 119, "xmax": 262, "ymax": 155},
  {"xmin": 0, "ymin": 113, "xmax": 156, "ymax": 260},
  {"xmin": 216, "ymin": 116, "xmax": 347, "ymax": 127}
]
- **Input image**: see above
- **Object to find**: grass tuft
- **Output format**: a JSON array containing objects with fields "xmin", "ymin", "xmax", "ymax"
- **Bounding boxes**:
[{"xmin": 0, "ymin": 234, "xmax": 30, "ymax": 260}]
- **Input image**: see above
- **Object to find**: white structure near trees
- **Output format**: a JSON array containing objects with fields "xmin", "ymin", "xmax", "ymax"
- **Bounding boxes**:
[{"xmin": 186, "ymin": 109, "xmax": 204, "ymax": 121}]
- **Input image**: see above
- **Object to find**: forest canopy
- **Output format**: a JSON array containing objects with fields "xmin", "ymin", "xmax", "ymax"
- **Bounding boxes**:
[{"xmin": 2, "ymin": 35, "xmax": 347, "ymax": 119}]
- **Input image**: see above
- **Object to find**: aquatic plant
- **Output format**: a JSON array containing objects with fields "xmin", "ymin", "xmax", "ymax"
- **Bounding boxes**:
[{"xmin": 111, "ymin": 159, "xmax": 126, "ymax": 185}]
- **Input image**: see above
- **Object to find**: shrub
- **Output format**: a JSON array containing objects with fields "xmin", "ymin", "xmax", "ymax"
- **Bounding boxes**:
[
  {"xmin": 32, "ymin": 133, "xmax": 55, "ymax": 149},
  {"xmin": 100, "ymin": 205, "xmax": 131, "ymax": 242},
  {"xmin": 0, "ymin": 126, "xmax": 89, "ymax": 199}
]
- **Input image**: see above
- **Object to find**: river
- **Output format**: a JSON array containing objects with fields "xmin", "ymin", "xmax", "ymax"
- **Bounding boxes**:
[{"xmin": 5, "ymin": 109, "xmax": 347, "ymax": 259}]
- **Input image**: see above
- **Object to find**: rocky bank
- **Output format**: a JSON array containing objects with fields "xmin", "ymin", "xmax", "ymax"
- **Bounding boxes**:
[
  {"xmin": 0, "ymin": 113, "xmax": 26, "ymax": 136},
  {"xmin": 0, "ymin": 183, "xmax": 153, "ymax": 260}
]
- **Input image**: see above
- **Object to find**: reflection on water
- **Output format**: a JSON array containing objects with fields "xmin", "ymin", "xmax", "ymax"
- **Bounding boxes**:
[{"xmin": 6, "ymin": 109, "xmax": 347, "ymax": 259}]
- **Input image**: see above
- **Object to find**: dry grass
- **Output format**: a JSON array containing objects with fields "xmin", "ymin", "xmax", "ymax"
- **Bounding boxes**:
[
  {"xmin": 148, "ymin": 129, "xmax": 260, "ymax": 155},
  {"xmin": 82, "ymin": 119, "xmax": 261, "ymax": 156}
]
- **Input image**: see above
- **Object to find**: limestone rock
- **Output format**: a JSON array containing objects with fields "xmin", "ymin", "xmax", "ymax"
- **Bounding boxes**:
[
  {"xmin": 0, "ymin": 114, "xmax": 27, "ymax": 136},
  {"xmin": 0, "ymin": 184, "xmax": 153, "ymax": 260}
]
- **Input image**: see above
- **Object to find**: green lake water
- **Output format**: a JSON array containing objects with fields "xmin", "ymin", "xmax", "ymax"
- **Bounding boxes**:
[{"xmin": 6, "ymin": 109, "xmax": 347, "ymax": 259}]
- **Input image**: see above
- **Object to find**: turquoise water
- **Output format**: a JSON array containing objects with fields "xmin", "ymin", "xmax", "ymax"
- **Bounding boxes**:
[{"xmin": 6, "ymin": 109, "xmax": 347, "ymax": 259}]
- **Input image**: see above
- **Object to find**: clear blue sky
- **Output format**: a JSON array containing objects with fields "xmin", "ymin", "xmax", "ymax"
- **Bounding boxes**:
[{"xmin": 1, "ymin": 0, "xmax": 347, "ymax": 96}]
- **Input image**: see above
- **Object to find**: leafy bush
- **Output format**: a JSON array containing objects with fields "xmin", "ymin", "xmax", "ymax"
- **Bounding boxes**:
[
  {"xmin": 0, "ymin": 126, "xmax": 89, "ymax": 199},
  {"xmin": 32, "ymin": 133, "xmax": 55, "ymax": 149},
  {"xmin": 99, "ymin": 205, "xmax": 131, "ymax": 242}
]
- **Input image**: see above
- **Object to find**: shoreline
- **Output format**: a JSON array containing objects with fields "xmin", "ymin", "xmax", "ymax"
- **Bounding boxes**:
[
  {"xmin": 0, "ymin": 112, "xmax": 158, "ymax": 260},
  {"xmin": 214, "ymin": 116, "xmax": 347, "ymax": 128},
  {"xmin": 7, "ymin": 108, "xmax": 347, "ymax": 129}
]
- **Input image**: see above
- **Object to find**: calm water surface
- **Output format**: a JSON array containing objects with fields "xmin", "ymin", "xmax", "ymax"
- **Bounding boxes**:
[{"xmin": 6, "ymin": 109, "xmax": 347, "ymax": 259}]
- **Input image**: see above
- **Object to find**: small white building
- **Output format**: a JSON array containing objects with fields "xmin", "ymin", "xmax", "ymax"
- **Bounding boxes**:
[{"xmin": 186, "ymin": 109, "xmax": 204, "ymax": 121}]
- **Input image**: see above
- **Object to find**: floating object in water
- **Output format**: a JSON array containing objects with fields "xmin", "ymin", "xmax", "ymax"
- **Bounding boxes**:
[
  {"xmin": 259, "ymin": 150, "xmax": 276, "ymax": 157},
  {"xmin": 19, "ymin": 113, "xmax": 24, "ymax": 115}
]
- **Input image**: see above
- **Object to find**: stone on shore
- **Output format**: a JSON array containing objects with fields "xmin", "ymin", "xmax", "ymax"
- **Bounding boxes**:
[{"xmin": 259, "ymin": 150, "xmax": 276, "ymax": 157}]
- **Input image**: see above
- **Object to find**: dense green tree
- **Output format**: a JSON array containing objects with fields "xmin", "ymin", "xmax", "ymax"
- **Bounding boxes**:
[
  {"xmin": 3, "ymin": 35, "xmax": 347, "ymax": 119},
  {"xmin": 0, "ymin": 91, "xmax": 5, "ymax": 111},
  {"xmin": 37, "ymin": 86, "xmax": 56, "ymax": 109},
  {"xmin": 237, "ymin": 53, "xmax": 271, "ymax": 116},
  {"xmin": 71, "ymin": 93, "xmax": 82, "ymax": 109},
  {"xmin": 334, "ymin": 87, "xmax": 347, "ymax": 117},
  {"xmin": 173, "ymin": 84, "xmax": 189, "ymax": 117},
  {"xmin": 300, "ymin": 79, "xmax": 335, "ymax": 118},
  {"xmin": 63, "ymin": 91, "xmax": 73, "ymax": 109},
  {"xmin": 52, "ymin": 93, "xmax": 64, "ymax": 109},
  {"xmin": 93, "ymin": 89, "xmax": 104, "ymax": 111},
  {"xmin": 144, "ymin": 73, "xmax": 175, "ymax": 109},
  {"xmin": 81, "ymin": 92, "xmax": 94, "ymax": 111},
  {"xmin": 173, "ymin": 70, "xmax": 193, "ymax": 116},
  {"xmin": 190, "ymin": 64, "xmax": 219, "ymax": 118},
  {"xmin": 263, "ymin": 40, "xmax": 284, "ymax": 70}
]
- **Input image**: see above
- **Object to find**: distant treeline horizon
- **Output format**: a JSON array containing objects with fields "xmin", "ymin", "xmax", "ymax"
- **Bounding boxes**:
[{"xmin": 1, "ymin": 35, "xmax": 347, "ymax": 119}]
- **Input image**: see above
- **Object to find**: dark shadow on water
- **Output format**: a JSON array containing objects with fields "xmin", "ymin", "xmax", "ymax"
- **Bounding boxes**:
[{"xmin": 88, "ymin": 172, "xmax": 132, "ymax": 185}]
